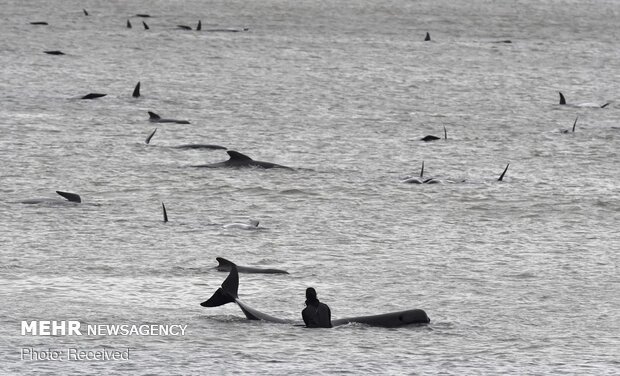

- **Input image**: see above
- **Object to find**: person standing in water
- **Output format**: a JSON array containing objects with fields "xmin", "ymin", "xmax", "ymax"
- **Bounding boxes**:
[{"xmin": 302, "ymin": 287, "xmax": 332, "ymax": 328}]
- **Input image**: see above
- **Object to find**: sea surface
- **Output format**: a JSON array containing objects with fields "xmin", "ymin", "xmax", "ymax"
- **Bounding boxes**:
[{"xmin": 1, "ymin": 0, "xmax": 619, "ymax": 374}]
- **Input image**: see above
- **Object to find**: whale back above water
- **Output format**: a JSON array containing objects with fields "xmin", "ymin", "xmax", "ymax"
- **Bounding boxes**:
[
  {"xmin": 215, "ymin": 257, "xmax": 289, "ymax": 274},
  {"xmin": 148, "ymin": 111, "xmax": 190, "ymax": 124},
  {"xmin": 558, "ymin": 91, "xmax": 609, "ymax": 108},
  {"xmin": 201, "ymin": 265, "xmax": 430, "ymax": 327},
  {"xmin": 194, "ymin": 150, "xmax": 292, "ymax": 169}
]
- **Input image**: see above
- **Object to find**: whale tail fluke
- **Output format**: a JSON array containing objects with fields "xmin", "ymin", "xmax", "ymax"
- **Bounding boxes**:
[
  {"xmin": 201, "ymin": 264, "xmax": 239, "ymax": 307},
  {"xmin": 162, "ymin": 202, "xmax": 168, "ymax": 222},
  {"xmin": 498, "ymin": 163, "xmax": 510, "ymax": 181},
  {"xmin": 424, "ymin": 32, "xmax": 431, "ymax": 41},
  {"xmin": 132, "ymin": 82, "xmax": 141, "ymax": 98},
  {"xmin": 148, "ymin": 111, "xmax": 161, "ymax": 120},
  {"xmin": 559, "ymin": 92, "xmax": 566, "ymax": 105},
  {"xmin": 56, "ymin": 191, "xmax": 81, "ymax": 203}
]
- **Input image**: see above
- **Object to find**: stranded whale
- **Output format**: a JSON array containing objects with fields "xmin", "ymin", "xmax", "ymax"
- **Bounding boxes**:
[
  {"xmin": 21, "ymin": 191, "xmax": 82, "ymax": 205},
  {"xmin": 193, "ymin": 150, "xmax": 292, "ymax": 169},
  {"xmin": 148, "ymin": 111, "xmax": 190, "ymax": 124},
  {"xmin": 201, "ymin": 265, "xmax": 430, "ymax": 327},
  {"xmin": 559, "ymin": 92, "xmax": 609, "ymax": 108},
  {"xmin": 215, "ymin": 257, "xmax": 289, "ymax": 274},
  {"xmin": 144, "ymin": 128, "xmax": 226, "ymax": 149}
]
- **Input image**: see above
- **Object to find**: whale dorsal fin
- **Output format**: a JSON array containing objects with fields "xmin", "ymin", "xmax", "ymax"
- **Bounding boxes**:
[
  {"xmin": 197, "ymin": 20, "xmax": 202, "ymax": 31},
  {"xmin": 148, "ymin": 111, "xmax": 160, "ymax": 120},
  {"xmin": 145, "ymin": 128, "xmax": 157, "ymax": 144},
  {"xmin": 227, "ymin": 150, "xmax": 253, "ymax": 161},
  {"xmin": 498, "ymin": 163, "xmax": 510, "ymax": 181},
  {"xmin": 559, "ymin": 92, "xmax": 566, "ymax": 105},
  {"xmin": 425, "ymin": 32, "xmax": 431, "ymax": 41},
  {"xmin": 162, "ymin": 202, "xmax": 168, "ymax": 222},
  {"xmin": 601, "ymin": 102, "xmax": 610, "ymax": 108},
  {"xmin": 443, "ymin": 126, "xmax": 447, "ymax": 140},
  {"xmin": 83, "ymin": 9, "xmax": 89, "ymax": 16},
  {"xmin": 56, "ymin": 191, "xmax": 81, "ymax": 203},
  {"xmin": 572, "ymin": 117, "xmax": 578, "ymax": 133},
  {"xmin": 249, "ymin": 220, "xmax": 259, "ymax": 227},
  {"xmin": 420, "ymin": 161, "xmax": 425, "ymax": 178},
  {"xmin": 143, "ymin": 21, "xmax": 149, "ymax": 30},
  {"xmin": 133, "ymin": 82, "xmax": 140, "ymax": 98},
  {"xmin": 127, "ymin": 19, "xmax": 132, "ymax": 28}
]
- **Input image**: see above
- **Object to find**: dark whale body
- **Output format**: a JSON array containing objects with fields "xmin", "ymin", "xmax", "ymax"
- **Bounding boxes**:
[
  {"xmin": 193, "ymin": 150, "xmax": 292, "ymax": 169},
  {"xmin": 201, "ymin": 265, "xmax": 430, "ymax": 327},
  {"xmin": 148, "ymin": 111, "xmax": 190, "ymax": 124}
]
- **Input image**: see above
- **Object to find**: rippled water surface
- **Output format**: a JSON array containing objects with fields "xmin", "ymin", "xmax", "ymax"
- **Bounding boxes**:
[{"xmin": 1, "ymin": 0, "xmax": 619, "ymax": 374}]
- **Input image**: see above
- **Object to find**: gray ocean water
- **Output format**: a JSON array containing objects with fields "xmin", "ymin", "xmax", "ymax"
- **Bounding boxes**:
[{"xmin": 1, "ymin": 0, "xmax": 619, "ymax": 374}]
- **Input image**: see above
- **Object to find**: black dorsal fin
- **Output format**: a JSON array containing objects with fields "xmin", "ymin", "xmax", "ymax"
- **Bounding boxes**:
[
  {"xmin": 132, "ymin": 81, "xmax": 140, "ymax": 98},
  {"xmin": 498, "ymin": 163, "xmax": 510, "ymax": 181},
  {"xmin": 227, "ymin": 150, "xmax": 253, "ymax": 161},
  {"xmin": 424, "ymin": 32, "xmax": 431, "ymax": 41},
  {"xmin": 56, "ymin": 191, "xmax": 81, "ymax": 203},
  {"xmin": 148, "ymin": 111, "xmax": 160, "ymax": 120},
  {"xmin": 127, "ymin": 19, "xmax": 132, "ymax": 28},
  {"xmin": 443, "ymin": 126, "xmax": 447, "ymax": 140},
  {"xmin": 197, "ymin": 20, "xmax": 202, "ymax": 31},
  {"xmin": 572, "ymin": 117, "xmax": 578, "ymax": 133},
  {"xmin": 420, "ymin": 161, "xmax": 425, "ymax": 178},
  {"xmin": 145, "ymin": 128, "xmax": 157, "ymax": 144},
  {"xmin": 601, "ymin": 102, "xmax": 610, "ymax": 108},
  {"xmin": 162, "ymin": 202, "xmax": 168, "ymax": 222},
  {"xmin": 559, "ymin": 92, "xmax": 566, "ymax": 105},
  {"xmin": 143, "ymin": 21, "xmax": 149, "ymax": 30},
  {"xmin": 83, "ymin": 9, "xmax": 89, "ymax": 16}
]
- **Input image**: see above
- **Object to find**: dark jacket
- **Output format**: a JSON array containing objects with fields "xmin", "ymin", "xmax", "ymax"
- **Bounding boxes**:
[{"xmin": 302, "ymin": 301, "xmax": 332, "ymax": 328}]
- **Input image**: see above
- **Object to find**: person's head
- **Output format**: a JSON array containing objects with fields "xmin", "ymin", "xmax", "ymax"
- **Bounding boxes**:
[{"xmin": 305, "ymin": 287, "xmax": 319, "ymax": 306}]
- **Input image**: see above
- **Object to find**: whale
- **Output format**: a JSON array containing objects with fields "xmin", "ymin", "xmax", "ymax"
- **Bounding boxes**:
[
  {"xmin": 222, "ymin": 219, "xmax": 262, "ymax": 230},
  {"xmin": 201, "ymin": 265, "xmax": 430, "ymax": 327},
  {"xmin": 21, "ymin": 191, "xmax": 82, "ymax": 205},
  {"xmin": 143, "ymin": 21, "xmax": 150, "ymax": 30},
  {"xmin": 560, "ymin": 117, "xmax": 578, "ymax": 134},
  {"xmin": 402, "ymin": 161, "xmax": 440, "ymax": 184},
  {"xmin": 127, "ymin": 19, "xmax": 132, "ymax": 28},
  {"xmin": 148, "ymin": 111, "xmax": 190, "ymax": 124},
  {"xmin": 421, "ymin": 126, "xmax": 447, "ymax": 142},
  {"xmin": 177, "ymin": 25, "xmax": 192, "ymax": 30},
  {"xmin": 197, "ymin": 20, "xmax": 202, "ymax": 31},
  {"xmin": 83, "ymin": 9, "xmax": 89, "ymax": 16},
  {"xmin": 144, "ymin": 128, "xmax": 226, "ymax": 149},
  {"xmin": 193, "ymin": 150, "xmax": 292, "ymax": 169},
  {"xmin": 215, "ymin": 257, "xmax": 289, "ymax": 274},
  {"xmin": 132, "ymin": 82, "xmax": 140, "ymax": 98},
  {"xmin": 559, "ymin": 92, "xmax": 609, "ymax": 108},
  {"xmin": 81, "ymin": 93, "xmax": 106, "ymax": 100},
  {"xmin": 424, "ymin": 32, "xmax": 431, "ymax": 41},
  {"xmin": 498, "ymin": 163, "xmax": 509, "ymax": 181},
  {"xmin": 44, "ymin": 50, "xmax": 65, "ymax": 55},
  {"xmin": 30, "ymin": 22, "xmax": 48, "ymax": 25},
  {"xmin": 135, "ymin": 14, "xmax": 151, "ymax": 18}
]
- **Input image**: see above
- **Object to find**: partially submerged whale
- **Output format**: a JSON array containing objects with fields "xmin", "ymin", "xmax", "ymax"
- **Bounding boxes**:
[
  {"xmin": 421, "ymin": 126, "xmax": 447, "ymax": 142},
  {"xmin": 193, "ymin": 150, "xmax": 292, "ymax": 169},
  {"xmin": 222, "ymin": 219, "xmax": 262, "ymax": 230},
  {"xmin": 144, "ymin": 128, "xmax": 226, "ymax": 149},
  {"xmin": 21, "ymin": 191, "xmax": 82, "ymax": 205},
  {"xmin": 560, "ymin": 117, "xmax": 578, "ymax": 134},
  {"xmin": 559, "ymin": 92, "xmax": 609, "ymax": 108},
  {"xmin": 81, "ymin": 93, "xmax": 106, "ymax": 100},
  {"xmin": 30, "ymin": 22, "xmax": 48, "ymax": 25},
  {"xmin": 402, "ymin": 161, "xmax": 440, "ymax": 184},
  {"xmin": 148, "ymin": 111, "xmax": 190, "ymax": 124},
  {"xmin": 44, "ymin": 50, "xmax": 65, "ymax": 55},
  {"xmin": 201, "ymin": 265, "xmax": 430, "ymax": 327},
  {"xmin": 215, "ymin": 257, "xmax": 289, "ymax": 274}
]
